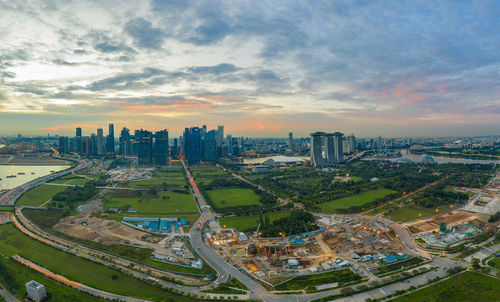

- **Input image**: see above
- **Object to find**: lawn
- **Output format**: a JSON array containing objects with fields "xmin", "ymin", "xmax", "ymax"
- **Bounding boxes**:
[
  {"xmin": 48, "ymin": 174, "xmax": 82, "ymax": 184},
  {"xmin": 104, "ymin": 190, "xmax": 198, "ymax": 213},
  {"xmin": 385, "ymin": 206, "xmax": 437, "ymax": 222},
  {"xmin": 126, "ymin": 177, "xmax": 187, "ymax": 189},
  {"xmin": 487, "ymin": 256, "xmax": 500, "ymax": 269},
  {"xmin": 393, "ymin": 271, "xmax": 500, "ymax": 302},
  {"xmin": 372, "ymin": 257, "xmax": 424, "ymax": 275},
  {"xmin": 0, "ymin": 256, "xmax": 104, "ymax": 302},
  {"xmin": 16, "ymin": 184, "xmax": 66, "ymax": 207},
  {"xmin": 316, "ymin": 189, "xmax": 396, "ymax": 214},
  {"xmin": 274, "ymin": 268, "xmax": 361, "ymax": 290},
  {"xmin": 206, "ymin": 188, "xmax": 262, "ymax": 208},
  {"xmin": 219, "ymin": 211, "xmax": 291, "ymax": 232},
  {"xmin": 68, "ymin": 177, "xmax": 90, "ymax": 185},
  {"xmin": 0, "ymin": 223, "xmax": 197, "ymax": 301}
]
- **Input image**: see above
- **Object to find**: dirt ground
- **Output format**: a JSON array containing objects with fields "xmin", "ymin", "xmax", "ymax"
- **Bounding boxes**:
[
  {"xmin": 407, "ymin": 210, "xmax": 489, "ymax": 234},
  {"xmin": 53, "ymin": 213, "xmax": 159, "ymax": 245}
]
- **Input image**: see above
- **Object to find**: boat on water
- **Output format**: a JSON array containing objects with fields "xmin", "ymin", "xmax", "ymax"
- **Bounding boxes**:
[
  {"xmin": 17, "ymin": 172, "xmax": 25, "ymax": 175},
  {"xmin": 6, "ymin": 175, "xmax": 16, "ymax": 178},
  {"xmin": 31, "ymin": 172, "xmax": 35, "ymax": 174},
  {"xmin": 50, "ymin": 170, "xmax": 55, "ymax": 173}
]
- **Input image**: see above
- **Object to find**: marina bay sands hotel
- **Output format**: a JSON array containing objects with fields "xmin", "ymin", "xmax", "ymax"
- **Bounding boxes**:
[{"xmin": 310, "ymin": 132, "xmax": 344, "ymax": 167}]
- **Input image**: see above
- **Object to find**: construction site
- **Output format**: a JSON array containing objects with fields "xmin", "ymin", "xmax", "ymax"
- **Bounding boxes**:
[
  {"xmin": 207, "ymin": 214, "xmax": 412, "ymax": 282},
  {"xmin": 53, "ymin": 212, "xmax": 203, "ymax": 269}
]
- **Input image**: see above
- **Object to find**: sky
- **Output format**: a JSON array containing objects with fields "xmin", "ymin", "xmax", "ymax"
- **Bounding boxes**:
[{"xmin": 0, "ymin": 0, "xmax": 499, "ymax": 138}]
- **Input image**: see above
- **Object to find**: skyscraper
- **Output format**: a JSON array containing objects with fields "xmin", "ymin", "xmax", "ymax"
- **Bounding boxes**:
[
  {"xmin": 186, "ymin": 127, "xmax": 201, "ymax": 164},
  {"xmin": 324, "ymin": 133, "xmax": 336, "ymax": 163},
  {"xmin": 137, "ymin": 130, "xmax": 153, "ymax": 165},
  {"xmin": 171, "ymin": 138, "xmax": 178, "ymax": 159},
  {"xmin": 75, "ymin": 127, "xmax": 82, "ymax": 154},
  {"xmin": 96, "ymin": 128, "xmax": 104, "ymax": 155},
  {"xmin": 106, "ymin": 123, "xmax": 115, "ymax": 154},
  {"xmin": 333, "ymin": 132, "xmax": 344, "ymax": 162},
  {"xmin": 288, "ymin": 132, "xmax": 293, "ymax": 150},
  {"xmin": 119, "ymin": 127, "xmax": 130, "ymax": 157},
  {"xmin": 227, "ymin": 134, "xmax": 233, "ymax": 155},
  {"xmin": 310, "ymin": 132, "xmax": 325, "ymax": 167},
  {"xmin": 153, "ymin": 129, "xmax": 169, "ymax": 166},
  {"xmin": 216, "ymin": 125, "xmax": 224, "ymax": 147},
  {"xmin": 203, "ymin": 129, "xmax": 217, "ymax": 162}
]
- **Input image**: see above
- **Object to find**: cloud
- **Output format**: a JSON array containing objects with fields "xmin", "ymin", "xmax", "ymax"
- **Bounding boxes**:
[{"xmin": 124, "ymin": 18, "xmax": 166, "ymax": 49}]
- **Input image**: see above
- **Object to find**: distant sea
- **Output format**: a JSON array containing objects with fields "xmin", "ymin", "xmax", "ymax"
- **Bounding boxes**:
[{"xmin": 0, "ymin": 165, "xmax": 69, "ymax": 190}]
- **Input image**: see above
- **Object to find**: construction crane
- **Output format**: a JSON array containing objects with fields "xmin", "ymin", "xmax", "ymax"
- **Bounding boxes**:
[{"xmin": 254, "ymin": 223, "xmax": 261, "ymax": 237}]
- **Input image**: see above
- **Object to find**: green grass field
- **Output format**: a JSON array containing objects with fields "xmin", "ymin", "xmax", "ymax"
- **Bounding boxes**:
[
  {"xmin": 206, "ymin": 188, "xmax": 262, "ymax": 208},
  {"xmin": 274, "ymin": 268, "xmax": 361, "ymax": 290},
  {"xmin": 393, "ymin": 271, "xmax": 500, "ymax": 302},
  {"xmin": 48, "ymin": 174, "xmax": 82, "ymax": 184},
  {"xmin": 386, "ymin": 205, "xmax": 449, "ymax": 222},
  {"xmin": 105, "ymin": 190, "xmax": 198, "ymax": 213},
  {"xmin": 126, "ymin": 178, "xmax": 187, "ymax": 189},
  {"xmin": 316, "ymin": 189, "xmax": 396, "ymax": 214},
  {"xmin": 0, "ymin": 256, "xmax": 104, "ymax": 302},
  {"xmin": 16, "ymin": 185, "xmax": 66, "ymax": 207},
  {"xmin": 219, "ymin": 211, "xmax": 291, "ymax": 231},
  {"xmin": 487, "ymin": 257, "xmax": 500, "ymax": 269},
  {"xmin": 68, "ymin": 178, "xmax": 90, "ymax": 185},
  {"xmin": 0, "ymin": 223, "xmax": 196, "ymax": 301}
]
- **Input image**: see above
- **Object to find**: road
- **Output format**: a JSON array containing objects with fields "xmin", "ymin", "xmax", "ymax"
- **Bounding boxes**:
[{"xmin": 0, "ymin": 285, "xmax": 18, "ymax": 302}]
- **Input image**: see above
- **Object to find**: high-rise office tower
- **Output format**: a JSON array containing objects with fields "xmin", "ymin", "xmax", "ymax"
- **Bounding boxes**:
[
  {"xmin": 119, "ymin": 127, "xmax": 130, "ymax": 157},
  {"xmin": 153, "ymin": 129, "xmax": 169, "ymax": 166},
  {"xmin": 58, "ymin": 136, "xmax": 69, "ymax": 154},
  {"xmin": 288, "ymin": 132, "xmax": 293, "ymax": 150},
  {"xmin": 90, "ymin": 133, "xmax": 97, "ymax": 155},
  {"xmin": 333, "ymin": 132, "xmax": 344, "ymax": 162},
  {"xmin": 216, "ymin": 125, "xmax": 224, "ymax": 147},
  {"xmin": 171, "ymin": 138, "xmax": 178, "ymax": 158},
  {"xmin": 96, "ymin": 128, "xmax": 104, "ymax": 155},
  {"xmin": 324, "ymin": 133, "xmax": 336, "ymax": 163},
  {"xmin": 75, "ymin": 127, "xmax": 82, "ymax": 153},
  {"xmin": 203, "ymin": 129, "xmax": 217, "ymax": 162},
  {"xmin": 137, "ymin": 130, "xmax": 153, "ymax": 165},
  {"xmin": 107, "ymin": 123, "xmax": 115, "ymax": 154},
  {"xmin": 346, "ymin": 135, "xmax": 357, "ymax": 153},
  {"xmin": 310, "ymin": 132, "xmax": 325, "ymax": 167},
  {"xmin": 227, "ymin": 134, "xmax": 233, "ymax": 155},
  {"xmin": 185, "ymin": 127, "xmax": 201, "ymax": 164},
  {"xmin": 182, "ymin": 128, "xmax": 189, "ymax": 158}
]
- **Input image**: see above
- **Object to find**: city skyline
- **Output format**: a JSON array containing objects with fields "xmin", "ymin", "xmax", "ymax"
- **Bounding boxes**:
[{"xmin": 0, "ymin": 1, "xmax": 499, "ymax": 137}]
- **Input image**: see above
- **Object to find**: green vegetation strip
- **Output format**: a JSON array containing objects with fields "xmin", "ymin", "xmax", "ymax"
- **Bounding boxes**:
[
  {"xmin": 373, "ymin": 257, "xmax": 424, "ymax": 275},
  {"xmin": 316, "ymin": 189, "xmax": 396, "ymax": 214},
  {"xmin": 392, "ymin": 271, "xmax": 500, "ymax": 302},
  {"xmin": 274, "ymin": 269, "xmax": 361, "ymax": 291}
]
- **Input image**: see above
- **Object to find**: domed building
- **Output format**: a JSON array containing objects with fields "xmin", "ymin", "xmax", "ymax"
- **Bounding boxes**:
[
  {"xmin": 420, "ymin": 155, "xmax": 436, "ymax": 164},
  {"xmin": 394, "ymin": 157, "xmax": 413, "ymax": 164}
]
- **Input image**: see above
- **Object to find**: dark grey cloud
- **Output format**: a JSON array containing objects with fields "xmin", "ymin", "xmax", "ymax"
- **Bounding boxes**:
[
  {"xmin": 86, "ymin": 31, "xmax": 136, "ymax": 54},
  {"xmin": 73, "ymin": 49, "xmax": 86, "ymax": 55},
  {"xmin": 52, "ymin": 59, "xmax": 79, "ymax": 66},
  {"xmin": 187, "ymin": 63, "xmax": 239, "ymax": 75},
  {"xmin": 124, "ymin": 18, "xmax": 166, "ymax": 49}
]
